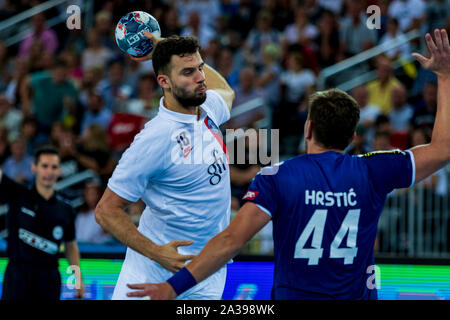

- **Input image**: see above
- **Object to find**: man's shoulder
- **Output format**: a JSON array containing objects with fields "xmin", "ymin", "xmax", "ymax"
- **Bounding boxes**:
[
  {"xmin": 356, "ymin": 149, "xmax": 410, "ymax": 160},
  {"xmin": 125, "ymin": 116, "xmax": 173, "ymax": 152},
  {"xmin": 55, "ymin": 194, "xmax": 74, "ymax": 210}
]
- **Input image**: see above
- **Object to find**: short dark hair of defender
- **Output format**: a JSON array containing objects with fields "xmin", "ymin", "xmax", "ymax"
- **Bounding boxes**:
[
  {"xmin": 151, "ymin": 35, "xmax": 201, "ymax": 76},
  {"xmin": 307, "ymin": 89, "xmax": 360, "ymax": 150},
  {"xmin": 34, "ymin": 145, "xmax": 60, "ymax": 164}
]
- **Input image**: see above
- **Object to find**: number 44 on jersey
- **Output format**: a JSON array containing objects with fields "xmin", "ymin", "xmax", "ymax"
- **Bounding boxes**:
[{"xmin": 294, "ymin": 209, "xmax": 360, "ymax": 265}]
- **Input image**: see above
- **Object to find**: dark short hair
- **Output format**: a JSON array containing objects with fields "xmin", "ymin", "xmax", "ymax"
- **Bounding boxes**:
[
  {"xmin": 34, "ymin": 145, "xmax": 60, "ymax": 164},
  {"xmin": 152, "ymin": 35, "xmax": 201, "ymax": 76},
  {"xmin": 308, "ymin": 89, "xmax": 360, "ymax": 150}
]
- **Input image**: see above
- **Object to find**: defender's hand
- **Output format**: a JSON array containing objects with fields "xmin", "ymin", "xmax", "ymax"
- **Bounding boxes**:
[
  {"xmin": 154, "ymin": 240, "xmax": 196, "ymax": 273},
  {"xmin": 128, "ymin": 31, "xmax": 164, "ymax": 62},
  {"xmin": 127, "ymin": 282, "xmax": 176, "ymax": 300},
  {"xmin": 412, "ymin": 29, "xmax": 450, "ymax": 77}
]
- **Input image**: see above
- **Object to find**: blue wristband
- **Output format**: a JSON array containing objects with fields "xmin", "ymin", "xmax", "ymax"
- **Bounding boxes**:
[{"xmin": 167, "ymin": 267, "xmax": 197, "ymax": 296}]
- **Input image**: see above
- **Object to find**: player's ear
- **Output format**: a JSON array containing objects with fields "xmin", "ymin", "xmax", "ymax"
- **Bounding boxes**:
[
  {"xmin": 349, "ymin": 131, "xmax": 357, "ymax": 145},
  {"xmin": 304, "ymin": 120, "xmax": 313, "ymax": 140},
  {"xmin": 157, "ymin": 74, "xmax": 170, "ymax": 90},
  {"xmin": 31, "ymin": 163, "xmax": 36, "ymax": 174}
]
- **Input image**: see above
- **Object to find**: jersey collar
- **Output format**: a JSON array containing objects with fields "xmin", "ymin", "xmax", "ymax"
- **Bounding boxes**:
[
  {"xmin": 31, "ymin": 186, "xmax": 57, "ymax": 203},
  {"xmin": 158, "ymin": 97, "xmax": 206, "ymax": 124}
]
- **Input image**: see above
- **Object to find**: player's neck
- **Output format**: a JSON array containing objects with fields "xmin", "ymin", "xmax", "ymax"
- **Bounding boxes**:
[
  {"xmin": 306, "ymin": 141, "xmax": 345, "ymax": 155},
  {"xmin": 35, "ymin": 183, "xmax": 55, "ymax": 200},
  {"xmin": 163, "ymin": 94, "xmax": 199, "ymax": 116}
]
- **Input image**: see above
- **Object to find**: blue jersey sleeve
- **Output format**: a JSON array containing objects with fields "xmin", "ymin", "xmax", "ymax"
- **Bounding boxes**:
[
  {"xmin": 360, "ymin": 149, "xmax": 415, "ymax": 196},
  {"xmin": 242, "ymin": 168, "xmax": 279, "ymax": 219}
]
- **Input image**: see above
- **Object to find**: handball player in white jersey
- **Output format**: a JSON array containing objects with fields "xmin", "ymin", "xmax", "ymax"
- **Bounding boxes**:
[{"xmin": 95, "ymin": 33, "xmax": 235, "ymax": 300}]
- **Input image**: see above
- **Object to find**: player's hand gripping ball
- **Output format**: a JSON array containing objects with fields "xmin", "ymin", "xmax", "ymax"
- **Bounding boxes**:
[{"xmin": 115, "ymin": 11, "xmax": 161, "ymax": 57}]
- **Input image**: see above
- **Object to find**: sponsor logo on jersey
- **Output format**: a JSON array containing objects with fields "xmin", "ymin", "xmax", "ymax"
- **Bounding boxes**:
[
  {"xmin": 52, "ymin": 226, "xmax": 64, "ymax": 240},
  {"xmin": 359, "ymin": 149, "xmax": 406, "ymax": 158},
  {"xmin": 243, "ymin": 190, "xmax": 259, "ymax": 200},
  {"xmin": 18, "ymin": 228, "xmax": 58, "ymax": 255},
  {"xmin": 21, "ymin": 207, "xmax": 36, "ymax": 218},
  {"xmin": 0, "ymin": 204, "xmax": 9, "ymax": 216}
]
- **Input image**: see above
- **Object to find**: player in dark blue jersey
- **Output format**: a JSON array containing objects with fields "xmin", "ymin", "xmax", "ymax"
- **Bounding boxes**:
[{"xmin": 125, "ymin": 29, "xmax": 450, "ymax": 300}]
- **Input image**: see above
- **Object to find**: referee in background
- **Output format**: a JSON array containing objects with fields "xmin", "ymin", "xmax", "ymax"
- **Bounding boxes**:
[{"xmin": 0, "ymin": 145, "xmax": 84, "ymax": 300}]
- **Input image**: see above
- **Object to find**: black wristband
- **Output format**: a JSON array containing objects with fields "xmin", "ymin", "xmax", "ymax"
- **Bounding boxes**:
[{"xmin": 167, "ymin": 267, "xmax": 197, "ymax": 296}]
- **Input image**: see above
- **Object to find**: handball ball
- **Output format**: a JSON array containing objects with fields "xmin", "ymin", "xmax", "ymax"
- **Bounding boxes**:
[{"xmin": 115, "ymin": 11, "xmax": 161, "ymax": 57}]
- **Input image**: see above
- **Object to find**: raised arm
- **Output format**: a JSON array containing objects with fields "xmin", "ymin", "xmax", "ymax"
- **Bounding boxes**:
[
  {"xmin": 130, "ymin": 32, "xmax": 235, "ymax": 111},
  {"xmin": 410, "ymin": 29, "xmax": 450, "ymax": 183},
  {"xmin": 95, "ymin": 188, "xmax": 195, "ymax": 273},
  {"xmin": 126, "ymin": 202, "xmax": 271, "ymax": 299},
  {"xmin": 203, "ymin": 64, "xmax": 235, "ymax": 111}
]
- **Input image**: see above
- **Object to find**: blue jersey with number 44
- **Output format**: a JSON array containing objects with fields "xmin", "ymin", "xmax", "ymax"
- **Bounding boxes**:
[{"xmin": 243, "ymin": 150, "xmax": 415, "ymax": 300}]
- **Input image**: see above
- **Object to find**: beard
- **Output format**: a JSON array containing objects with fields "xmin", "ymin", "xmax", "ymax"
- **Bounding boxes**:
[{"xmin": 171, "ymin": 84, "xmax": 207, "ymax": 108}]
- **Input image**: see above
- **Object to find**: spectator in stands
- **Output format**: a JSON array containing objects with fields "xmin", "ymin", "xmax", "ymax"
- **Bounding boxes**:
[
  {"xmin": 76, "ymin": 124, "xmax": 116, "ymax": 184},
  {"xmin": 260, "ymin": 0, "xmax": 293, "ymax": 32},
  {"xmin": 0, "ymin": 42, "xmax": 13, "ymax": 93},
  {"xmin": 60, "ymin": 50, "xmax": 83, "ymax": 87},
  {"xmin": 313, "ymin": 9, "xmax": 340, "ymax": 68},
  {"xmin": 20, "ymin": 58, "xmax": 78, "ymax": 136},
  {"xmin": 227, "ymin": 0, "xmax": 259, "ymax": 38},
  {"xmin": 379, "ymin": 18, "xmax": 412, "ymax": 60},
  {"xmin": 229, "ymin": 66, "xmax": 266, "ymax": 129},
  {"xmin": 75, "ymin": 181, "xmax": 114, "ymax": 244},
  {"xmin": 389, "ymin": 85, "xmax": 414, "ymax": 132},
  {"xmin": 229, "ymin": 135, "xmax": 262, "ymax": 206},
  {"xmin": 424, "ymin": 0, "xmax": 450, "ymax": 33},
  {"xmin": 411, "ymin": 80, "xmax": 437, "ymax": 130},
  {"xmin": 338, "ymin": 0, "xmax": 378, "ymax": 59},
  {"xmin": 122, "ymin": 73, "xmax": 161, "ymax": 120},
  {"xmin": 366, "ymin": 55, "xmax": 402, "ymax": 115},
  {"xmin": 2, "ymin": 137, "xmax": 34, "ymax": 184},
  {"xmin": 373, "ymin": 130, "xmax": 393, "ymax": 151},
  {"xmin": 78, "ymin": 66, "xmax": 104, "ymax": 108},
  {"xmin": 374, "ymin": 114, "xmax": 393, "ymax": 135},
  {"xmin": 216, "ymin": 47, "xmax": 240, "ymax": 89},
  {"xmin": 319, "ymin": 0, "xmax": 343, "ymax": 15},
  {"xmin": 255, "ymin": 43, "xmax": 282, "ymax": 112},
  {"xmin": 303, "ymin": 0, "xmax": 326, "ymax": 25},
  {"xmin": 5, "ymin": 57, "xmax": 29, "ymax": 106},
  {"xmin": 0, "ymin": 94, "xmax": 22, "ymax": 142},
  {"xmin": 96, "ymin": 59, "xmax": 132, "ymax": 111},
  {"xmin": 243, "ymin": 10, "xmax": 281, "ymax": 69},
  {"xmin": 28, "ymin": 41, "xmax": 56, "ymax": 73},
  {"xmin": 388, "ymin": 0, "xmax": 425, "ymax": 32},
  {"xmin": 352, "ymin": 85, "xmax": 380, "ymax": 148},
  {"xmin": 174, "ymin": 0, "xmax": 221, "ymax": 32},
  {"xmin": 20, "ymin": 116, "xmax": 46, "ymax": 156},
  {"xmin": 18, "ymin": 12, "xmax": 58, "ymax": 59},
  {"xmin": 180, "ymin": 11, "xmax": 216, "ymax": 50},
  {"xmin": 375, "ymin": 0, "xmax": 392, "ymax": 40},
  {"xmin": 202, "ymin": 38, "xmax": 221, "ymax": 69},
  {"xmin": 0, "ymin": 127, "xmax": 10, "ymax": 166},
  {"xmin": 80, "ymin": 91, "xmax": 112, "ymax": 136},
  {"xmin": 282, "ymin": 5, "xmax": 318, "ymax": 50},
  {"xmin": 279, "ymin": 50, "xmax": 316, "ymax": 107},
  {"xmin": 94, "ymin": 10, "xmax": 116, "ymax": 51},
  {"xmin": 410, "ymin": 126, "xmax": 448, "ymax": 198},
  {"xmin": 352, "ymin": 85, "xmax": 381, "ymax": 130},
  {"xmin": 277, "ymin": 49, "xmax": 316, "ymax": 155},
  {"xmin": 81, "ymin": 28, "xmax": 114, "ymax": 73},
  {"xmin": 57, "ymin": 128, "xmax": 81, "ymax": 179},
  {"xmin": 346, "ymin": 124, "xmax": 369, "ymax": 155},
  {"xmin": 160, "ymin": 6, "xmax": 182, "ymax": 37}
]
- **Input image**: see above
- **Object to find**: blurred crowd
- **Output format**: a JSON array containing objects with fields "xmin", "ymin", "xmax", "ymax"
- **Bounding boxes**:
[{"xmin": 0, "ymin": 0, "xmax": 448, "ymax": 252}]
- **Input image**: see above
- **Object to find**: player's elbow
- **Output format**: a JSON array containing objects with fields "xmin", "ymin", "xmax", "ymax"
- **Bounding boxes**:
[
  {"xmin": 221, "ymin": 230, "xmax": 245, "ymax": 257},
  {"xmin": 94, "ymin": 200, "xmax": 108, "ymax": 228}
]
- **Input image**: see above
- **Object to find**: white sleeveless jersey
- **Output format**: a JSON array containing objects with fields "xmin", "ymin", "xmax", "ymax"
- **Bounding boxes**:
[{"xmin": 108, "ymin": 90, "xmax": 231, "ymax": 299}]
